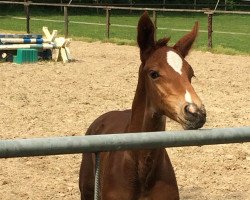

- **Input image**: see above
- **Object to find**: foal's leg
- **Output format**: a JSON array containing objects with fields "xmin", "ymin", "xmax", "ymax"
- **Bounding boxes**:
[
  {"xmin": 79, "ymin": 153, "xmax": 95, "ymax": 200},
  {"xmin": 101, "ymin": 151, "xmax": 138, "ymax": 200},
  {"xmin": 148, "ymin": 181, "xmax": 179, "ymax": 200},
  {"xmin": 102, "ymin": 186, "xmax": 137, "ymax": 200},
  {"xmin": 147, "ymin": 151, "xmax": 179, "ymax": 200}
]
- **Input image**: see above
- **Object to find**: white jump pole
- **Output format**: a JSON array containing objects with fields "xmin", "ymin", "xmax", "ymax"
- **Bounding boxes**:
[
  {"xmin": 0, "ymin": 38, "xmax": 51, "ymax": 44},
  {"xmin": 0, "ymin": 43, "xmax": 55, "ymax": 50}
]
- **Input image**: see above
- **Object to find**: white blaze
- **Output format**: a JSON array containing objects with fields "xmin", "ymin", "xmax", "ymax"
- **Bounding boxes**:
[
  {"xmin": 167, "ymin": 51, "xmax": 183, "ymax": 75},
  {"xmin": 185, "ymin": 90, "xmax": 193, "ymax": 103}
]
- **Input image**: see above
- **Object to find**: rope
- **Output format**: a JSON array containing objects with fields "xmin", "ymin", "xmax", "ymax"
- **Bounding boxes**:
[
  {"xmin": 213, "ymin": 0, "xmax": 220, "ymax": 12},
  {"xmin": 94, "ymin": 152, "xmax": 100, "ymax": 200}
]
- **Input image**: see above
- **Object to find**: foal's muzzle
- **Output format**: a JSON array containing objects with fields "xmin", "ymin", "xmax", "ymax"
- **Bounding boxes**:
[{"xmin": 182, "ymin": 103, "xmax": 206, "ymax": 130}]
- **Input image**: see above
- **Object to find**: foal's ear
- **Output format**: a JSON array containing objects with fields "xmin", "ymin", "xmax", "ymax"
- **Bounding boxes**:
[
  {"xmin": 173, "ymin": 21, "xmax": 199, "ymax": 58},
  {"xmin": 137, "ymin": 11, "xmax": 155, "ymax": 61}
]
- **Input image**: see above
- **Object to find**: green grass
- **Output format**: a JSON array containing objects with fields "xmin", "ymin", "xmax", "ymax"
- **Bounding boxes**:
[{"xmin": 0, "ymin": 8, "xmax": 249, "ymax": 55}]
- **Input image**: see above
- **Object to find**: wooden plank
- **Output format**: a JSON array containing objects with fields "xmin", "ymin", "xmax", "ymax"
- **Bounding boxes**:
[
  {"xmin": 42, "ymin": 27, "xmax": 52, "ymax": 40},
  {"xmin": 60, "ymin": 48, "xmax": 68, "ymax": 63}
]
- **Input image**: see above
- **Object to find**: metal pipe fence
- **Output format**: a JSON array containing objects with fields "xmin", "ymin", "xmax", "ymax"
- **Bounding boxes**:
[
  {"xmin": 0, "ymin": 127, "xmax": 249, "ymax": 200},
  {"xmin": 0, "ymin": 127, "xmax": 249, "ymax": 158}
]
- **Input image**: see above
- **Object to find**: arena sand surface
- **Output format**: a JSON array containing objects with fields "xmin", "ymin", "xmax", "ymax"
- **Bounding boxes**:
[{"xmin": 0, "ymin": 41, "xmax": 249, "ymax": 200}]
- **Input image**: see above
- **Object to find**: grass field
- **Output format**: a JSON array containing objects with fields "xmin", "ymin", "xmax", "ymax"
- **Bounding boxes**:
[{"xmin": 0, "ymin": 7, "xmax": 249, "ymax": 55}]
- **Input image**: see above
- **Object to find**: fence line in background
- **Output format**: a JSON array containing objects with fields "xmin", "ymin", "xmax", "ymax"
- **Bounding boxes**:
[
  {"xmin": 1, "ymin": 1, "xmax": 250, "ymax": 14},
  {"xmin": 1, "ymin": 1, "xmax": 250, "ymax": 48},
  {"xmin": 7, "ymin": 16, "xmax": 250, "ymax": 36}
]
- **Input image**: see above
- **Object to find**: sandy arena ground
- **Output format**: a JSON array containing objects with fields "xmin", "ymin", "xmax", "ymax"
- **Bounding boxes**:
[{"xmin": 0, "ymin": 41, "xmax": 249, "ymax": 200}]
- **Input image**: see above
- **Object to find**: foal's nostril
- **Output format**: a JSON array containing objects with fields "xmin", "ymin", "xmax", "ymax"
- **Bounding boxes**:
[
  {"xmin": 182, "ymin": 104, "xmax": 206, "ymax": 130},
  {"xmin": 184, "ymin": 103, "xmax": 198, "ymax": 117}
]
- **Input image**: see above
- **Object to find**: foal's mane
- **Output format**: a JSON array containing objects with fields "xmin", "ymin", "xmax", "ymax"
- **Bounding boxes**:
[
  {"xmin": 138, "ymin": 37, "xmax": 170, "ymax": 63},
  {"xmin": 155, "ymin": 37, "xmax": 171, "ymax": 49}
]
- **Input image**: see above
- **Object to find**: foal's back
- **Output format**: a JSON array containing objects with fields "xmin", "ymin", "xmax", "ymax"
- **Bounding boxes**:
[{"xmin": 86, "ymin": 110, "xmax": 132, "ymax": 135}]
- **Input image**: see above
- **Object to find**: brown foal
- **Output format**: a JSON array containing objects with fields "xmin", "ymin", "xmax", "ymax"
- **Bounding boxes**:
[{"xmin": 79, "ymin": 12, "xmax": 206, "ymax": 200}]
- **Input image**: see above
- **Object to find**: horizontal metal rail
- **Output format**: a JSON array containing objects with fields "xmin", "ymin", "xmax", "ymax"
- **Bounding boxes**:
[
  {"xmin": 0, "ymin": 127, "xmax": 249, "ymax": 158},
  {"xmin": 0, "ymin": 1, "xmax": 250, "ymax": 15}
]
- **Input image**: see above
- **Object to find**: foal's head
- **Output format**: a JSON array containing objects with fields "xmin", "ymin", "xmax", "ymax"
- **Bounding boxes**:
[{"xmin": 137, "ymin": 12, "xmax": 206, "ymax": 130}]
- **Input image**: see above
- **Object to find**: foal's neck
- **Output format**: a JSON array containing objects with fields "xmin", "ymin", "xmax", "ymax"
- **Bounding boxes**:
[
  {"xmin": 128, "ymin": 96, "xmax": 166, "ymax": 169},
  {"xmin": 127, "ymin": 68, "xmax": 166, "ymax": 188},
  {"xmin": 128, "ymin": 65, "xmax": 166, "ymax": 133},
  {"xmin": 142, "ymin": 108, "xmax": 166, "ymax": 132}
]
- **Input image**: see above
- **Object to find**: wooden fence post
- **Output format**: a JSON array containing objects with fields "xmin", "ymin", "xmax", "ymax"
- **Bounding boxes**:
[
  {"xmin": 106, "ymin": 9, "xmax": 111, "ymax": 39},
  {"xmin": 163, "ymin": 0, "xmax": 166, "ymax": 9},
  {"xmin": 64, "ymin": 6, "xmax": 69, "ymax": 38},
  {"xmin": 95, "ymin": 0, "xmax": 99, "ymax": 14},
  {"xmin": 60, "ymin": 0, "xmax": 63, "ymax": 12},
  {"xmin": 152, "ymin": 10, "xmax": 157, "ymax": 41},
  {"xmin": 24, "ymin": 2, "xmax": 30, "ymax": 34},
  {"xmin": 129, "ymin": 0, "xmax": 132, "ymax": 14},
  {"xmin": 206, "ymin": 11, "xmax": 213, "ymax": 49}
]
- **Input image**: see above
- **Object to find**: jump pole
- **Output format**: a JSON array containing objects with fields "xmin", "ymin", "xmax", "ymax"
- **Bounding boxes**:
[
  {"xmin": 0, "ymin": 38, "xmax": 51, "ymax": 44},
  {"xmin": 0, "ymin": 43, "xmax": 54, "ymax": 50}
]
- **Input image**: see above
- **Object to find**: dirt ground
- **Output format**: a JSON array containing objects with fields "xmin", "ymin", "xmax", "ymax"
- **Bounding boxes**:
[{"xmin": 0, "ymin": 41, "xmax": 249, "ymax": 200}]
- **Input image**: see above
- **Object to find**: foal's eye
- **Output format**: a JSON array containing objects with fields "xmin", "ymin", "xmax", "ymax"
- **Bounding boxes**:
[{"xmin": 149, "ymin": 70, "xmax": 160, "ymax": 79}]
